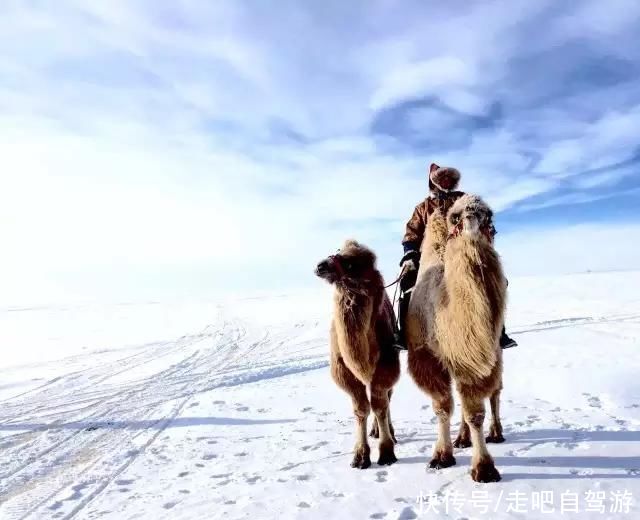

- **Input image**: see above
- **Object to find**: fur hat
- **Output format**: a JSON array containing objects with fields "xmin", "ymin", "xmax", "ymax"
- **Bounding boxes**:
[{"xmin": 429, "ymin": 163, "xmax": 461, "ymax": 193}]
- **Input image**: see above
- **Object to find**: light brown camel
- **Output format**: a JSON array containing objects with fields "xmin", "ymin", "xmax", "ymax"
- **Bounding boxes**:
[
  {"xmin": 406, "ymin": 194, "xmax": 507, "ymax": 482},
  {"xmin": 315, "ymin": 240, "xmax": 400, "ymax": 469}
]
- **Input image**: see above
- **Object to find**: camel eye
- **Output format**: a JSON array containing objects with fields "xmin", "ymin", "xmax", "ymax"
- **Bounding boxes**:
[{"xmin": 451, "ymin": 213, "xmax": 460, "ymax": 224}]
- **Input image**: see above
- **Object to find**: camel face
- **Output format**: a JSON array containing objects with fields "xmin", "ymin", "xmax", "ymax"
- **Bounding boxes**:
[
  {"xmin": 447, "ymin": 194, "xmax": 493, "ymax": 239},
  {"xmin": 315, "ymin": 240, "xmax": 376, "ymax": 286}
]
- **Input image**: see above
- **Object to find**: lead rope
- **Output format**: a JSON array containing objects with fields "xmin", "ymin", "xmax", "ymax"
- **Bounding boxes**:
[{"xmin": 385, "ymin": 270, "xmax": 402, "ymax": 333}]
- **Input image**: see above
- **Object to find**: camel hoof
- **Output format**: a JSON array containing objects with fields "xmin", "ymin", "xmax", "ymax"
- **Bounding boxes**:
[
  {"xmin": 471, "ymin": 460, "xmax": 502, "ymax": 483},
  {"xmin": 486, "ymin": 433, "xmax": 505, "ymax": 444},
  {"xmin": 428, "ymin": 452, "xmax": 456, "ymax": 469},
  {"xmin": 377, "ymin": 441, "xmax": 397, "ymax": 466},
  {"xmin": 453, "ymin": 437, "xmax": 472, "ymax": 449},
  {"xmin": 350, "ymin": 446, "xmax": 371, "ymax": 469}
]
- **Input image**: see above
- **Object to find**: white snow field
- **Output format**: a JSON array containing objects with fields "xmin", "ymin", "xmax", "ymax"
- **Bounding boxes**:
[{"xmin": 1, "ymin": 271, "xmax": 639, "ymax": 519}]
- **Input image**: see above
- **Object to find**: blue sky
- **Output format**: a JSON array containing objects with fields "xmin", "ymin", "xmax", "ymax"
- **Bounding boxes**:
[{"xmin": 1, "ymin": 1, "xmax": 639, "ymax": 304}]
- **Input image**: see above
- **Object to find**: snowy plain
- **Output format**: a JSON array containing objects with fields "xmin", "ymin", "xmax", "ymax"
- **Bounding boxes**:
[{"xmin": 1, "ymin": 271, "xmax": 639, "ymax": 519}]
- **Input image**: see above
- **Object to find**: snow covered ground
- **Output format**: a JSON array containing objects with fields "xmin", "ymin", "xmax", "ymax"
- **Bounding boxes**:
[{"xmin": 1, "ymin": 271, "xmax": 639, "ymax": 519}]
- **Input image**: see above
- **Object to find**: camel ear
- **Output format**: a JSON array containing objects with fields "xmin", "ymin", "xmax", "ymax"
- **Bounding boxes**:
[{"xmin": 429, "ymin": 163, "xmax": 440, "ymax": 174}]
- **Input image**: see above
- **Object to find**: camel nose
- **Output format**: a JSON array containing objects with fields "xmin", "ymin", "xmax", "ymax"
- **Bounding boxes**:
[{"xmin": 315, "ymin": 260, "xmax": 330, "ymax": 276}]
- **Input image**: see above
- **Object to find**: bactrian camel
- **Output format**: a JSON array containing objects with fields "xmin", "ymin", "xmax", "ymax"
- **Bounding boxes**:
[
  {"xmin": 407, "ymin": 194, "xmax": 507, "ymax": 482},
  {"xmin": 315, "ymin": 240, "xmax": 400, "ymax": 469}
]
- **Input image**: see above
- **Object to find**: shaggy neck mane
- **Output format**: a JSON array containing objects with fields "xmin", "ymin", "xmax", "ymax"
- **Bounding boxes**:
[
  {"xmin": 334, "ymin": 270, "xmax": 384, "ymax": 325},
  {"xmin": 333, "ymin": 270, "xmax": 384, "ymax": 383},
  {"xmin": 437, "ymin": 235, "xmax": 506, "ymax": 381}
]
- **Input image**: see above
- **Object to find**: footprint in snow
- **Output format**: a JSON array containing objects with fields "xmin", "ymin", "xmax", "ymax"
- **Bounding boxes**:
[
  {"xmin": 202, "ymin": 454, "xmax": 218, "ymax": 460},
  {"xmin": 301, "ymin": 407, "xmax": 313, "ymax": 412},
  {"xmin": 371, "ymin": 514, "xmax": 387, "ymax": 519},
  {"xmin": 588, "ymin": 397, "xmax": 602, "ymax": 408},
  {"xmin": 213, "ymin": 400, "xmax": 225, "ymax": 405},
  {"xmin": 236, "ymin": 406, "xmax": 249, "ymax": 412},
  {"xmin": 375, "ymin": 470, "xmax": 388, "ymax": 483},
  {"xmin": 321, "ymin": 490, "xmax": 345, "ymax": 498},
  {"xmin": 234, "ymin": 452, "xmax": 248, "ymax": 457},
  {"xmin": 295, "ymin": 474, "xmax": 312, "ymax": 481},
  {"xmin": 178, "ymin": 471, "xmax": 190, "ymax": 478},
  {"xmin": 298, "ymin": 502, "xmax": 311, "ymax": 509},
  {"xmin": 211, "ymin": 473, "xmax": 232, "ymax": 479},
  {"xmin": 398, "ymin": 507, "xmax": 418, "ymax": 519},
  {"xmin": 302, "ymin": 441, "xmax": 329, "ymax": 452}
]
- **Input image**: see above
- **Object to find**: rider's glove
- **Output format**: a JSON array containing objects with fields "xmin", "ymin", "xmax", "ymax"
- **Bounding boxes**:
[{"xmin": 399, "ymin": 250, "xmax": 420, "ymax": 275}]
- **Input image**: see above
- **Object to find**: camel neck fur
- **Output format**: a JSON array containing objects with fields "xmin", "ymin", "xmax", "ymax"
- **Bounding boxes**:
[
  {"xmin": 418, "ymin": 211, "xmax": 506, "ymax": 381},
  {"xmin": 332, "ymin": 275, "xmax": 383, "ymax": 384},
  {"xmin": 438, "ymin": 235, "xmax": 506, "ymax": 380}
]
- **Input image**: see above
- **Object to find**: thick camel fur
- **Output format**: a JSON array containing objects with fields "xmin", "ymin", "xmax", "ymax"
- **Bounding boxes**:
[
  {"xmin": 406, "ymin": 194, "xmax": 507, "ymax": 482},
  {"xmin": 315, "ymin": 240, "xmax": 401, "ymax": 469}
]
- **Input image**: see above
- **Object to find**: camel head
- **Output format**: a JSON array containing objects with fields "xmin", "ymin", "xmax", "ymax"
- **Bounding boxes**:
[
  {"xmin": 315, "ymin": 240, "xmax": 378, "ymax": 287},
  {"xmin": 447, "ymin": 194, "xmax": 494, "ymax": 241}
]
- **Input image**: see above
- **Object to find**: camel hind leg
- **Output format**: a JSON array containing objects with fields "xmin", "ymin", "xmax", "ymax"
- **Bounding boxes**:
[
  {"xmin": 486, "ymin": 387, "xmax": 505, "ymax": 443},
  {"xmin": 453, "ymin": 411, "xmax": 471, "ymax": 448},
  {"xmin": 369, "ymin": 389, "xmax": 397, "ymax": 443},
  {"xmin": 454, "ymin": 385, "xmax": 505, "ymax": 447}
]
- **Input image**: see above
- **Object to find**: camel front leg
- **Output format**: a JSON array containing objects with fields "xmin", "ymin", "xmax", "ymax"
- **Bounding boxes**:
[
  {"xmin": 429, "ymin": 391, "xmax": 456, "ymax": 469},
  {"xmin": 331, "ymin": 356, "xmax": 371, "ymax": 469},
  {"xmin": 486, "ymin": 387, "xmax": 505, "ymax": 443},
  {"xmin": 460, "ymin": 394, "xmax": 501, "ymax": 482},
  {"xmin": 350, "ymin": 389, "xmax": 371, "ymax": 469},
  {"xmin": 370, "ymin": 387, "xmax": 397, "ymax": 465},
  {"xmin": 369, "ymin": 417, "xmax": 379, "ymax": 439}
]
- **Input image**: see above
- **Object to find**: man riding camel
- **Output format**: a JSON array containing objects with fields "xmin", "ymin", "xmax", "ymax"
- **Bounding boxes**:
[{"xmin": 395, "ymin": 162, "xmax": 518, "ymax": 350}]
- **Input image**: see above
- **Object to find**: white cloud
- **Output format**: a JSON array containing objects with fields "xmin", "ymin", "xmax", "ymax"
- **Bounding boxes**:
[{"xmin": 370, "ymin": 57, "xmax": 476, "ymax": 110}]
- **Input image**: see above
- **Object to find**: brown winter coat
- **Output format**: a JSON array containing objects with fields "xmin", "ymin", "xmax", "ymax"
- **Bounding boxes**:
[
  {"xmin": 402, "ymin": 165, "xmax": 465, "ymax": 252},
  {"xmin": 402, "ymin": 192, "xmax": 465, "ymax": 251}
]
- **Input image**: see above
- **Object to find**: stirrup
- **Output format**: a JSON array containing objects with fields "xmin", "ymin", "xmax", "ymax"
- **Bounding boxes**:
[
  {"xmin": 500, "ymin": 336, "xmax": 518, "ymax": 349},
  {"xmin": 392, "ymin": 332, "xmax": 408, "ymax": 351}
]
